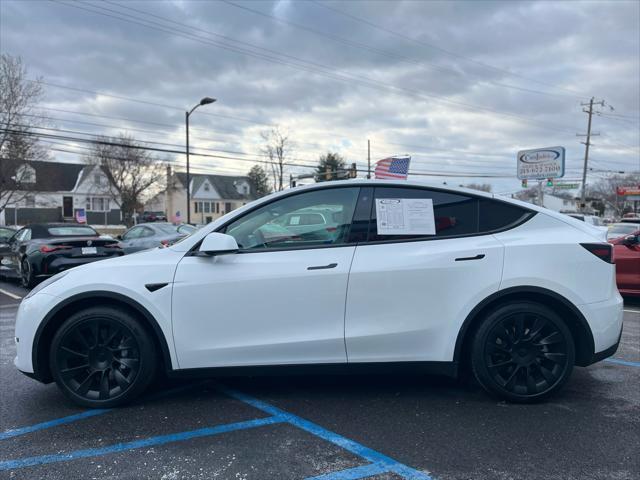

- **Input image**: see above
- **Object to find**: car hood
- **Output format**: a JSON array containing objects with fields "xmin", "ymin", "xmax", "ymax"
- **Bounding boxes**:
[{"xmin": 39, "ymin": 246, "xmax": 184, "ymax": 299}]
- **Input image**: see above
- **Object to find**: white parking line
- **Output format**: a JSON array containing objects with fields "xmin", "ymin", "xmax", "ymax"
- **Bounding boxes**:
[
  {"xmin": 624, "ymin": 309, "xmax": 640, "ymax": 314},
  {"xmin": 0, "ymin": 288, "xmax": 22, "ymax": 300}
]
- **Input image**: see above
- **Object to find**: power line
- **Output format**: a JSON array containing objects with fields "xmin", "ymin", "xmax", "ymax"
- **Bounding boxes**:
[
  {"xmin": 310, "ymin": 0, "xmax": 590, "ymax": 99},
  {"xmin": 217, "ymin": 0, "xmax": 582, "ymax": 101},
  {"xmin": 50, "ymin": 0, "xmax": 582, "ymax": 135}
]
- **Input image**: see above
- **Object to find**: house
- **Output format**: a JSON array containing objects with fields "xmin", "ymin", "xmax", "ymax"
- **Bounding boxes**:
[
  {"xmin": 0, "ymin": 160, "xmax": 121, "ymax": 226},
  {"xmin": 542, "ymin": 194, "xmax": 578, "ymax": 212},
  {"xmin": 145, "ymin": 168, "xmax": 255, "ymax": 224}
]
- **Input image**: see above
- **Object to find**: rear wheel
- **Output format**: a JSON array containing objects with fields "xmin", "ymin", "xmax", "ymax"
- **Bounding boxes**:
[
  {"xmin": 471, "ymin": 302, "xmax": 575, "ymax": 403},
  {"xmin": 20, "ymin": 259, "xmax": 35, "ymax": 288},
  {"xmin": 50, "ymin": 306, "xmax": 156, "ymax": 408}
]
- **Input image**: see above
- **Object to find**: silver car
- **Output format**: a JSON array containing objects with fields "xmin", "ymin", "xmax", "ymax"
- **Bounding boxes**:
[{"xmin": 118, "ymin": 223, "xmax": 196, "ymax": 254}]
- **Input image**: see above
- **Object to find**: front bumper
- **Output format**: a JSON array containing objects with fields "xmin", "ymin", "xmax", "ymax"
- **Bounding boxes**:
[{"xmin": 13, "ymin": 292, "xmax": 61, "ymax": 381}]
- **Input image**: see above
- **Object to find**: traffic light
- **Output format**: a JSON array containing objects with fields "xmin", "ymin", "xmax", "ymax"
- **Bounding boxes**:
[
  {"xmin": 521, "ymin": 179, "xmax": 528, "ymax": 188},
  {"xmin": 546, "ymin": 178, "xmax": 553, "ymax": 187}
]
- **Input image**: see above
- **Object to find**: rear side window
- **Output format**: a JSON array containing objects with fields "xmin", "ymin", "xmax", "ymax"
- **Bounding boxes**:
[
  {"xmin": 478, "ymin": 199, "xmax": 532, "ymax": 232},
  {"xmin": 369, "ymin": 187, "xmax": 479, "ymax": 242}
]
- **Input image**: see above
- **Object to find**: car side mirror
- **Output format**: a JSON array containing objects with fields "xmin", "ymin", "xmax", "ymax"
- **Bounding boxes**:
[
  {"xmin": 116, "ymin": 235, "xmax": 123, "ymax": 240},
  {"xmin": 199, "ymin": 232, "xmax": 239, "ymax": 256},
  {"xmin": 622, "ymin": 234, "xmax": 639, "ymax": 246}
]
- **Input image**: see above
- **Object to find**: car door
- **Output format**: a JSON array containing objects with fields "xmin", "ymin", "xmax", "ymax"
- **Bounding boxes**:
[
  {"xmin": 171, "ymin": 187, "xmax": 362, "ymax": 369},
  {"xmin": 615, "ymin": 232, "xmax": 640, "ymax": 293},
  {"xmin": 345, "ymin": 186, "xmax": 511, "ymax": 364},
  {"xmin": 7, "ymin": 228, "xmax": 31, "ymax": 272}
]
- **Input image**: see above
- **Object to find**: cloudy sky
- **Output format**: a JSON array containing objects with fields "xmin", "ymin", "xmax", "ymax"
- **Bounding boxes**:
[{"xmin": 1, "ymin": 0, "xmax": 639, "ymax": 194}]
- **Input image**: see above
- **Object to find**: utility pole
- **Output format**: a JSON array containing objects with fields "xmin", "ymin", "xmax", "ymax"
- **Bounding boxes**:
[
  {"xmin": 578, "ymin": 97, "xmax": 604, "ymax": 212},
  {"xmin": 367, "ymin": 139, "xmax": 371, "ymax": 179}
]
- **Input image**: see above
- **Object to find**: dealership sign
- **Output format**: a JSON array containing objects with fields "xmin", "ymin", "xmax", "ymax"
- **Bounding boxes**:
[{"xmin": 517, "ymin": 146, "xmax": 565, "ymax": 180}]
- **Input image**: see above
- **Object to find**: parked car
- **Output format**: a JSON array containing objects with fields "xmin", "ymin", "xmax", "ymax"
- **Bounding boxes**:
[
  {"xmin": 14, "ymin": 181, "xmax": 622, "ymax": 408},
  {"xmin": 606, "ymin": 222, "xmax": 640, "ymax": 240},
  {"xmin": 566, "ymin": 213, "xmax": 607, "ymax": 232},
  {"xmin": 0, "ymin": 226, "xmax": 16, "ymax": 242},
  {"xmin": 118, "ymin": 222, "xmax": 196, "ymax": 254},
  {"xmin": 2, "ymin": 223, "xmax": 123, "ymax": 288},
  {"xmin": 609, "ymin": 230, "xmax": 640, "ymax": 297},
  {"xmin": 620, "ymin": 216, "xmax": 640, "ymax": 224},
  {"xmin": 0, "ymin": 226, "xmax": 17, "ymax": 278},
  {"xmin": 140, "ymin": 211, "xmax": 167, "ymax": 222}
]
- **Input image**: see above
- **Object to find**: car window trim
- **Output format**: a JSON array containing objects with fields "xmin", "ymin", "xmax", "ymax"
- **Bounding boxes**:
[
  {"xmin": 186, "ymin": 185, "xmax": 363, "ymax": 255},
  {"xmin": 363, "ymin": 185, "xmax": 536, "ymax": 245}
]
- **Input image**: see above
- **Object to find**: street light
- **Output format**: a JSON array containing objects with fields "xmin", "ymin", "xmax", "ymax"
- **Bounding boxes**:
[{"xmin": 186, "ymin": 97, "xmax": 216, "ymax": 224}]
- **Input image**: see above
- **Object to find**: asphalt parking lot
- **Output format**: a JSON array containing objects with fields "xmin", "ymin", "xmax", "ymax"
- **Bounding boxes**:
[{"xmin": 0, "ymin": 280, "xmax": 638, "ymax": 480}]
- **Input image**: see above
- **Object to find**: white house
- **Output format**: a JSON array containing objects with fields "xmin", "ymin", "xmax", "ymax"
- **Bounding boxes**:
[
  {"xmin": 145, "ymin": 168, "xmax": 255, "ymax": 224},
  {"xmin": 542, "ymin": 194, "xmax": 578, "ymax": 213},
  {"xmin": 0, "ymin": 160, "xmax": 121, "ymax": 226}
]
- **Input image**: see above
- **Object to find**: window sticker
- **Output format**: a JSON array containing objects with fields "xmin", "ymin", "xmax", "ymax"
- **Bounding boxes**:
[
  {"xmin": 289, "ymin": 215, "xmax": 301, "ymax": 225},
  {"xmin": 375, "ymin": 198, "xmax": 436, "ymax": 235}
]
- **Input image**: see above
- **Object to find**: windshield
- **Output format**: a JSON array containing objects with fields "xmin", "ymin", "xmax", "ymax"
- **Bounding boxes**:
[
  {"xmin": 154, "ymin": 224, "xmax": 180, "ymax": 234},
  {"xmin": 607, "ymin": 224, "xmax": 639, "ymax": 238},
  {"xmin": 47, "ymin": 226, "xmax": 98, "ymax": 236}
]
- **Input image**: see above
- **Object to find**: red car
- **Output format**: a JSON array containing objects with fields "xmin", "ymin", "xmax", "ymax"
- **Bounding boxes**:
[{"xmin": 609, "ymin": 229, "xmax": 640, "ymax": 297}]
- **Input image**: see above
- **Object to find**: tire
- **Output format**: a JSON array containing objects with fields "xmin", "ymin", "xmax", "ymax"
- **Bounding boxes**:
[
  {"xmin": 50, "ymin": 306, "xmax": 156, "ymax": 408},
  {"xmin": 471, "ymin": 301, "xmax": 575, "ymax": 403},
  {"xmin": 20, "ymin": 259, "xmax": 36, "ymax": 289}
]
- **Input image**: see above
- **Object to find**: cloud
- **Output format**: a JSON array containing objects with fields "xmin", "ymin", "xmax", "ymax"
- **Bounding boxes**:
[{"xmin": 1, "ymin": 0, "xmax": 637, "ymax": 193}]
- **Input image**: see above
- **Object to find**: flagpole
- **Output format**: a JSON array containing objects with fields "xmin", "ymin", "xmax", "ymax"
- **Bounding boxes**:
[{"xmin": 367, "ymin": 139, "xmax": 371, "ymax": 179}]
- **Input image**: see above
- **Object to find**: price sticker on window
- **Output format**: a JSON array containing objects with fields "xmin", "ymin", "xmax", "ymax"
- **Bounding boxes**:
[{"xmin": 375, "ymin": 198, "xmax": 436, "ymax": 235}]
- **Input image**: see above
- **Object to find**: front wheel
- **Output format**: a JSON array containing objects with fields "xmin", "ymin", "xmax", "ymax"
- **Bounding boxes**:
[
  {"xmin": 471, "ymin": 302, "xmax": 575, "ymax": 403},
  {"xmin": 50, "ymin": 306, "xmax": 157, "ymax": 408}
]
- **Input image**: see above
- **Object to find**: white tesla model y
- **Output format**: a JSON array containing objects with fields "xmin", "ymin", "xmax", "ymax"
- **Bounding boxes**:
[{"xmin": 14, "ymin": 180, "xmax": 623, "ymax": 407}]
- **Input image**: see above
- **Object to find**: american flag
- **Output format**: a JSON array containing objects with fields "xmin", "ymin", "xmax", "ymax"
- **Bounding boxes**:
[{"xmin": 374, "ymin": 156, "xmax": 411, "ymax": 179}]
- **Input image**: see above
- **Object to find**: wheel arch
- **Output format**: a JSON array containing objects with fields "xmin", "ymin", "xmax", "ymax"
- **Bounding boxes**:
[
  {"xmin": 454, "ymin": 286, "xmax": 595, "ymax": 369},
  {"xmin": 32, "ymin": 291, "xmax": 173, "ymax": 383}
]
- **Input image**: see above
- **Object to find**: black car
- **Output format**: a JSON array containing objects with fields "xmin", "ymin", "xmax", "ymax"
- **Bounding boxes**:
[{"xmin": 3, "ymin": 223, "xmax": 124, "ymax": 288}]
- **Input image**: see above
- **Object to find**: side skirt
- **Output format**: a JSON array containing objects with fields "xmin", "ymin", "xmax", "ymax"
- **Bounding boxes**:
[{"xmin": 167, "ymin": 361, "xmax": 459, "ymax": 379}]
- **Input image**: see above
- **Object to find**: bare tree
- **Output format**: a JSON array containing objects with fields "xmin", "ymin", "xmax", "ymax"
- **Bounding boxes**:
[
  {"xmin": 587, "ymin": 173, "xmax": 640, "ymax": 217},
  {"xmin": 85, "ymin": 134, "xmax": 166, "ymax": 226},
  {"xmin": 0, "ymin": 54, "xmax": 48, "ymax": 214},
  {"xmin": 260, "ymin": 127, "xmax": 291, "ymax": 192}
]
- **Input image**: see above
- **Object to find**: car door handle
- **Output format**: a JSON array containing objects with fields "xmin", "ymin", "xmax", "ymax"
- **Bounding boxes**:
[
  {"xmin": 455, "ymin": 254, "xmax": 485, "ymax": 262},
  {"xmin": 307, "ymin": 263, "xmax": 338, "ymax": 270}
]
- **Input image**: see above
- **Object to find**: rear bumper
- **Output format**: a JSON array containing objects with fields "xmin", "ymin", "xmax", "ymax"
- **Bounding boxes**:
[{"xmin": 577, "ymin": 293, "xmax": 624, "ymax": 365}]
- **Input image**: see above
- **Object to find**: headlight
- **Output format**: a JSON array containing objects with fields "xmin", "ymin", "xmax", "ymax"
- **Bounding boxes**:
[{"xmin": 25, "ymin": 271, "xmax": 69, "ymax": 299}]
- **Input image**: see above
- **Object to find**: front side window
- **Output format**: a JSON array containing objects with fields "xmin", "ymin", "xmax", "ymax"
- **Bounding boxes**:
[
  {"xmin": 122, "ymin": 227, "xmax": 142, "ymax": 240},
  {"xmin": 369, "ymin": 187, "xmax": 479, "ymax": 242},
  {"xmin": 224, "ymin": 187, "xmax": 359, "ymax": 250}
]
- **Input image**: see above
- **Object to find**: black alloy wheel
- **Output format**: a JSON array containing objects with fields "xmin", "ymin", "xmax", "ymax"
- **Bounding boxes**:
[
  {"xmin": 20, "ymin": 259, "xmax": 35, "ymax": 288},
  {"xmin": 472, "ymin": 302, "xmax": 575, "ymax": 402},
  {"xmin": 50, "ymin": 306, "xmax": 156, "ymax": 408}
]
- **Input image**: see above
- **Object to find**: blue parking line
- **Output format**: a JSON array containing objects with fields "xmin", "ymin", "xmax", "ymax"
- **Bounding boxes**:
[
  {"xmin": 0, "ymin": 380, "xmax": 207, "ymax": 441},
  {"xmin": 0, "ymin": 409, "xmax": 110, "ymax": 441},
  {"xmin": 605, "ymin": 358, "xmax": 640, "ymax": 368},
  {"xmin": 0, "ymin": 416, "xmax": 283, "ymax": 471},
  {"xmin": 217, "ymin": 384, "xmax": 433, "ymax": 480},
  {"xmin": 305, "ymin": 463, "xmax": 389, "ymax": 480}
]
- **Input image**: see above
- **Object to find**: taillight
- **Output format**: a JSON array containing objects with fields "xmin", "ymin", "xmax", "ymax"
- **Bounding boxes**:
[
  {"xmin": 580, "ymin": 243, "xmax": 614, "ymax": 264},
  {"xmin": 104, "ymin": 243, "xmax": 121, "ymax": 248},
  {"xmin": 39, "ymin": 245, "xmax": 72, "ymax": 253}
]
